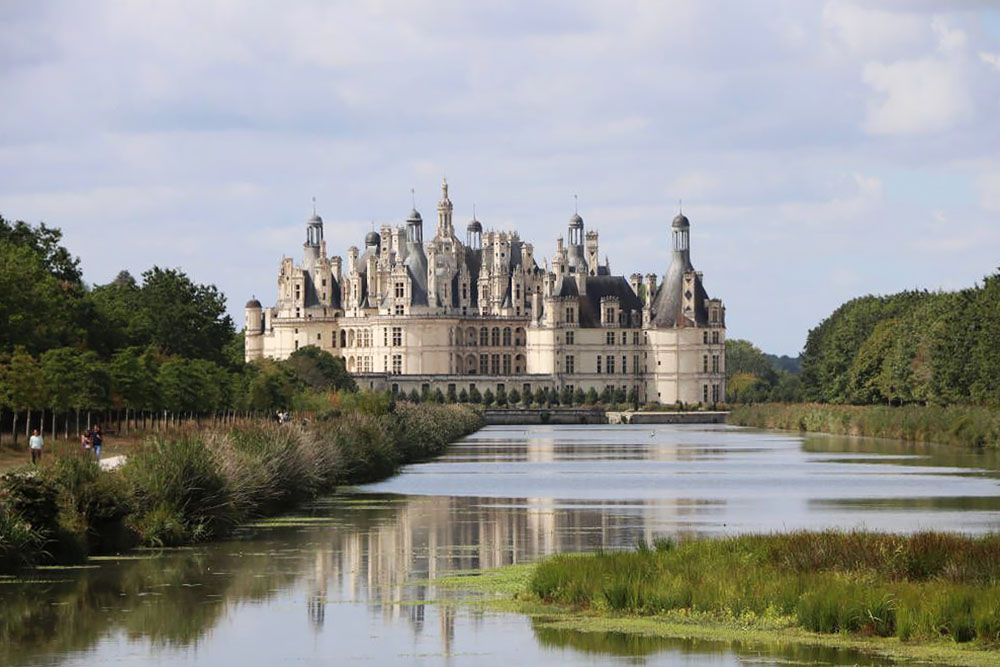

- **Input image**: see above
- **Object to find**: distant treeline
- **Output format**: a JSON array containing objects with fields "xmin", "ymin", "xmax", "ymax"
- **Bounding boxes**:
[
  {"xmin": 0, "ymin": 214, "xmax": 355, "ymax": 445},
  {"xmin": 728, "ymin": 270, "xmax": 1000, "ymax": 407},
  {"xmin": 800, "ymin": 273, "xmax": 1000, "ymax": 405}
]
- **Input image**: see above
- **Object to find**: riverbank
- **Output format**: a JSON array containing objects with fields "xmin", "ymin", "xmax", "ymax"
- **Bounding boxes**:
[
  {"xmin": 730, "ymin": 403, "xmax": 1000, "ymax": 449},
  {"xmin": 0, "ymin": 401, "xmax": 483, "ymax": 572},
  {"xmin": 437, "ymin": 531, "xmax": 1000, "ymax": 666}
]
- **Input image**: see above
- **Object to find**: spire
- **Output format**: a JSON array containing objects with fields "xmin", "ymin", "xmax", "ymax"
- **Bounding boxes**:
[
  {"xmin": 574, "ymin": 193, "xmax": 578, "ymax": 215},
  {"xmin": 312, "ymin": 196, "xmax": 317, "ymax": 216}
]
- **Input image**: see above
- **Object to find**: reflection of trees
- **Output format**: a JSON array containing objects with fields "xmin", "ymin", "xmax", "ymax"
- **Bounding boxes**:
[
  {"xmin": 0, "ymin": 547, "xmax": 301, "ymax": 667},
  {"xmin": 1, "ymin": 490, "xmax": 719, "ymax": 665}
]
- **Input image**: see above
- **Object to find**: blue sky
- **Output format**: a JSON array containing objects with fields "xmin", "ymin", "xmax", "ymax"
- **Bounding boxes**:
[{"xmin": 1, "ymin": 1, "xmax": 998, "ymax": 355}]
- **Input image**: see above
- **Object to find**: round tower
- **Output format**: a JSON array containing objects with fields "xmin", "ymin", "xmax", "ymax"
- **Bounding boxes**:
[{"xmin": 244, "ymin": 297, "xmax": 264, "ymax": 361}]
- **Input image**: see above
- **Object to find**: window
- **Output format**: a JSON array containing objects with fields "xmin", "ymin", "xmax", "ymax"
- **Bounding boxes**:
[
  {"xmin": 317, "ymin": 333, "xmax": 322, "ymax": 341},
  {"xmin": 503, "ymin": 327, "xmax": 512, "ymax": 346},
  {"xmin": 392, "ymin": 327, "xmax": 402, "ymax": 347},
  {"xmin": 566, "ymin": 330, "xmax": 575, "ymax": 345},
  {"xmin": 703, "ymin": 354, "xmax": 709, "ymax": 373},
  {"xmin": 712, "ymin": 384, "xmax": 719, "ymax": 403},
  {"xmin": 480, "ymin": 354, "xmax": 489, "ymax": 375},
  {"xmin": 633, "ymin": 354, "xmax": 639, "ymax": 373},
  {"xmin": 340, "ymin": 330, "xmax": 346, "ymax": 347},
  {"xmin": 332, "ymin": 330, "xmax": 338, "ymax": 348},
  {"xmin": 566, "ymin": 307, "xmax": 575, "ymax": 323},
  {"xmin": 491, "ymin": 354, "xmax": 500, "ymax": 374},
  {"xmin": 621, "ymin": 332, "xmax": 627, "ymax": 345},
  {"xmin": 491, "ymin": 327, "xmax": 500, "ymax": 346},
  {"xmin": 703, "ymin": 331, "xmax": 709, "ymax": 344},
  {"xmin": 606, "ymin": 331, "xmax": 615, "ymax": 345},
  {"xmin": 383, "ymin": 327, "xmax": 388, "ymax": 346},
  {"xmin": 395, "ymin": 282, "xmax": 405, "ymax": 298},
  {"xmin": 462, "ymin": 284, "xmax": 468, "ymax": 299},
  {"xmin": 597, "ymin": 355, "xmax": 602, "ymax": 373},
  {"xmin": 712, "ymin": 355, "xmax": 719, "ymax": 373},
  {"xmin": 607, "ymin": 355, "xmax": 615, "ymax": 374},
  {"xmin": 703, "ymin": 384, "xmax": 709, "ymax": 403},
  {"xmin": 622, "ymin": 355, "xmax": 627, "ymax": 374},
  {"xmin": 566, "ymin": 355, "xmax": 575, "ymax": 374},
  {"xmin": 480, "ymin": 327, "xmax": 489, "ymax": 346},
  {"xmin": 712, "ymin": 331, "xmax": 720, "ymax": 344},
  {"xmin": 395, "ymin": 305, "xmax": 404, "ymax": 315},
  {"xmin": 632, "ymin": 332, "xmax": 639, "ymax": 345},
  {"xmin": 605, "ymin": 308, "xmax": 614, "ymax": 323},
  {"xmin": 392, "ymin": 355, "xmax": 402, "ymax": 374},
  {"xmin": 502, "ymin": 354, "xmax": 511, "ymax": 375},
  {"xmin": 294, "ymin": 340, "xmax": 299, "ymax": 350}
]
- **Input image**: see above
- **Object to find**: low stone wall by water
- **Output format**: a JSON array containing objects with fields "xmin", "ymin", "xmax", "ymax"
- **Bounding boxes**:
[{"xmin": 607, "ymin": 411, "xmax": 729, "ymax": 424}]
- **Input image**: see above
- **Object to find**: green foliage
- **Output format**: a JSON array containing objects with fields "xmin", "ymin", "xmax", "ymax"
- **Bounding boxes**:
[
  {"xmin": 469, "ymin": 386, "xmax": 482, "ymax": 404},
  {"xmin": 507, "ymin": 388, "xmax": 520, "ymax": 405},
  {"xmin": 521, "ymin": 386, "xmax": 533, "ymax": 407},
  {"xmin": 529, "ymin": 531, "xmax": 1000, "ymax": 644},
  {"xmin": 285, "ymin": 345, "xmax": 356, "ymax": 392},
  {"xmin": 799, "ymin": 276, "xmax": 1000, "ymax": 406},
  {"xmin": 725, "ymin": 339, "xmax": 803, "ymax": 404},
  {"xmin": 458, "ymin": 388, "xmax": 469, "ymax": 403},
  {"xmin": 482, "ymin": 388, "xmax": 495, "ymax": 407},
  {"xmin": 585, "ymin": 387, "xmax": 599, "ymax": 405}
]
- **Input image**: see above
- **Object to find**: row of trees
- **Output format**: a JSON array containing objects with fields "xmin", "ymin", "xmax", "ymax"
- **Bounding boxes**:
[
  {"xmin": 396, "ymin": 383, "xmax": 637, "ymax": 408},
  {"xmin": 0, "ymin": 214, "xmax": 358, "ymax": 445},
  {"xmin": 800, "ymin": 272, "xmax": 1000, "ymax": 405}
]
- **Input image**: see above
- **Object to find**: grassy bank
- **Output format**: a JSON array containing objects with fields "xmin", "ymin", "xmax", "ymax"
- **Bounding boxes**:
[
  {"xmin": 730, "ymin": 403, "xmax": 1000, "ymax": 449},
  {"xmin": 0, "ymin": 400, "xmax": 483, "ymax": 572},
  {"xmin": 438, "ymin": 531, "xmax": 1000, "ymax": 665}
]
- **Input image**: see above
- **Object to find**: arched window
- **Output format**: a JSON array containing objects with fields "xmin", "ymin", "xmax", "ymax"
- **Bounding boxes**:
[
  {"xmin": 340, "ymin": 330, "xmax": 346, "ymax": 347},
  {"xmin": 514, "ymin": 327, "xmax": 525, "ymax": 346},
  {"xmin": 348, "ymin": 356, "xmax": 356, "ymax": 372},
  {"xmin": 466, "ymin": 354, "xmax": 477, "ymax": 375},
  {"xmin": 515, "ymin": 354, "xmax": 526, "ymax": 374},
  {"xmin": 491, "ymin": 327, "xmax": 500, "ymax": 346},
  {"xmin": 502, "ymin": 327, "xmax": 512, "ymax": 346},
  {"xmin": 467, "ymin": 327, "xmax": 477, "ymax": 346},
  {"xmin": 480, "ymin": 327, "xmax": 489, "ymax": 346},
  {"xmin": 348, "ymin": 330, "xmax": 355, "ymax": 347}
]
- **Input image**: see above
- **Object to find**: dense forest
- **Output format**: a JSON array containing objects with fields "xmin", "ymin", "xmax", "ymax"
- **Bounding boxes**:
[
  {"xmin": 728, "ymin": 272, "xmax": 1000, "ymax": 406},
  {"xmin": 0, "ymin": 215, "xmax": 356, "ymax": 444}
]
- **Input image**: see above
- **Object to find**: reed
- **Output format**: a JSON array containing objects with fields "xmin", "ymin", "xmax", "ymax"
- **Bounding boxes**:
[
  {"xmin": 529, "ymin": 531, "xmax": 1000, "ymax": 645},
  {"xmin": 0, "ymin": 400, "xmax": 484, "ymax": 569},
  {"xmin": 729, "ymin": 403, "xmax": 1000, "ymax": 449}
]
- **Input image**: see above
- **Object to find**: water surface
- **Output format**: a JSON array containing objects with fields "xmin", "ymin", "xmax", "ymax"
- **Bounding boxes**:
[{"xmin": 3, "ymin": 424, "xmax": 999, "ymax": 666}]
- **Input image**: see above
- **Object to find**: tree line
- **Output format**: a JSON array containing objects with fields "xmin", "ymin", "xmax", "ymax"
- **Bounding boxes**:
[
  {"xmin": 0, "ymin": 215, "xmax": 355, "ymax": 445},
  {"xmin": 727, "ymin": 271, "xmax": 1000, "ymax": 406}
]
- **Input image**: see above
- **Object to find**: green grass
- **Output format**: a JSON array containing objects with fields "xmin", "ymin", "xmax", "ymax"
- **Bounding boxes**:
[
  {"xmin": 526, "ymin": 532, "xmax": 1000, "ymax": 646},
  {"xmin": 729, "ymin": 403, "xmax": 1000, "ymax": 449}
]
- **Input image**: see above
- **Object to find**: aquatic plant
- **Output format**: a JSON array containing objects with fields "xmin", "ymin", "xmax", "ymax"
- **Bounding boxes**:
[
  {"xmin": 529, "ymin": 531, "xmax": 1000, "ymax": 645},
  {"xmin": 729, "ymin": 404, "xmax": 1000, "ymax": 449}
]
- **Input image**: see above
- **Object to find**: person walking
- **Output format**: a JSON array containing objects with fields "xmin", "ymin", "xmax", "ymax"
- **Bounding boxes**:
[
  {"xmin": 91, "ymin": 424, "xmax": 103, "ymax": 462},
  {"xmin": 29, "ymin": 428, "xmax": 44, "ymax": 464}
]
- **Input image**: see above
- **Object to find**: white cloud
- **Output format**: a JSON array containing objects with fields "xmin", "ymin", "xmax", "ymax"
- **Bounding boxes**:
[
  {"xmin": 980, "ymin": 52, "xmax": 1000, "ymax": 71},
  {"xmin": 862, "ymin": 57, "xmax": 972, "ymax": 135},
  {"xmin": 822, "ymin": 1, "xmax": 926, "ymax": 58}
]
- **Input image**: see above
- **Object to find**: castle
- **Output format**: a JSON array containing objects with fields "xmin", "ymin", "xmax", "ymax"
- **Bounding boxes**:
[{"xmin": 245, "ymin": 180, "xmax": 726, "ymax": 405}]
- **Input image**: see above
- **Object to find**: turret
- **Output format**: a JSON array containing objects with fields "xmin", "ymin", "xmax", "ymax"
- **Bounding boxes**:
[
  {"xmin": 244, "ymin": 297, "xmax": 264, "ymax": 361},
  {"xmin": 437, "ymin": 178, "xmax": 454, "ymax": 237},
  {"xmin": 304, "ymin": 209, "xmax": 324, "ymax": 268}
]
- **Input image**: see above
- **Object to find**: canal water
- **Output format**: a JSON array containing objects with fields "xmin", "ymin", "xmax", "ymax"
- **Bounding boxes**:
[{"xmin": 3, "ymin": 424, "xmax": 1000, "ymax": 666}]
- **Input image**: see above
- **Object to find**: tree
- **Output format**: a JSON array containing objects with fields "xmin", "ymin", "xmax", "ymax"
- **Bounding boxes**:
[
  {"xmin": 599, "ymin": 386, "xmax": 613, "ymax": 404},
  {"xmin": 0, "ymin": 241, "xmax": 86, "ymax": 354},
  {"xmin": 495, "ymin": 386, "xmax": 507, "ymax": 407},
  {"xmin": 585, "ymin": 387, "xmax": 599, "ymax": 405},
  {"xmin": 245, "ymin": 360, "xmax": 297, "ymax": 412},
  {"xmin": 446, "ymin": 384, "xmax": 457, "ymax": 403},
  {"xmin": 469, "ymin": 386, "xmax": 482, "ymax": 404},
  {"xmin": 560, "ymin": 385, "xmax": 573, "ymax": 406},
  {"xmin": 613, "ymin": 387, "xmax": 627, "ymax": 404},
  {"xmin": 627, "ymin": 386, "xmax": 638, "ymax": 406},
  {"xmin": 521, "ymin": 386, "xmax": 533, "ymax": 407},
  {"xmin": 507, "ymin": 388, "xmax": 520, "ymax": 405},
  {"xmin": 6, "ymin": 348, "xmax": 45, "ymax": 444},
  {"xmin": 133, "ymin": 267, "xmax": 235, "ymax": 362},
  {"xmin": 432, "ymin": 388, "xmax": 445, "ymax": 404},
  {"xmin": 285, "ymin": 346, "xmax": 356, "ymax": 392},
  {"xmin": 574, "ymin": 387, "xmax": 586, "ymax": 405},
  {"xmin": 109, "ymin": 346, "xmax": 160, "ymax": 411},
  {"xmin": 41, "ymin": 348, "xmax": 88, "ymax": 436},
  {"xmin": 482, "ymin": 388, "xmax": 495, "ymax": 407},
  {"xmin": 0, "ymin": 215, "xmax": 82, "ymax": 284},
  {"xmin": 458, "ymin": 388, "xmax": 469, "ymax": 403}
]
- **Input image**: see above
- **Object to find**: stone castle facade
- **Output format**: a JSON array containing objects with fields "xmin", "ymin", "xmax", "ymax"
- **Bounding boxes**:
[{"xmin": 245, "ymin": 180, "xmax": 726, "ymax": 405}]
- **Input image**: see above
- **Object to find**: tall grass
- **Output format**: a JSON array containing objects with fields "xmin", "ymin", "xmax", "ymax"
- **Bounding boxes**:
[
  {"xmin": 529, "ymin": 531, "xmax": 1000, "ymax": 645},
  {"xmin": 0, "ymin": 400, "xmax": 484, "ymax": 568},
  {"xmin": 730, "ymin": 403, "xmax": 1000, "ymax": 449}
]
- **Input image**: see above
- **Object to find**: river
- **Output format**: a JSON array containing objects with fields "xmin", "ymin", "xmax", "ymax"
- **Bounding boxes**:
[{"xmin": 3, "ymin": 424, "xmax": 999, "ymax": 666}]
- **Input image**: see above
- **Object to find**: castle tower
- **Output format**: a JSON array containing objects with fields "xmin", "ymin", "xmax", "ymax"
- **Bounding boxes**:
[
  {"xmin": 437, "ymin": 178, "xmax": 454, "ymax": 237},
  {"xmin": 304, "ymin": 209, "xmax": 324, "ymax": 269},
  {"xmin": 244, "ymin": 297, "xmax": 264, "ymax": 361},
  {"xmin": 466, "ymin": 215, "xmax": 482, "ymax": 250}
]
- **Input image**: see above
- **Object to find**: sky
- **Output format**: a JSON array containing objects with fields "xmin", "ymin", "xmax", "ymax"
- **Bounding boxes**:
[{"xmin": 1, "ymin": 1, "xmax": 999, "ymax": 355}]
